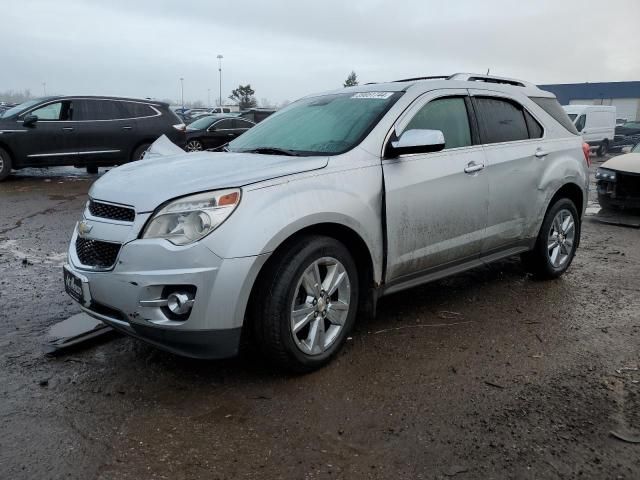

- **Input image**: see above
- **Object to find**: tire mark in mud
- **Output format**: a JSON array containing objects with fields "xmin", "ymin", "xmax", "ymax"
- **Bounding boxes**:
[{"xmin": 0, "ymin": 198, "xmax": 79, "ymax": 236}]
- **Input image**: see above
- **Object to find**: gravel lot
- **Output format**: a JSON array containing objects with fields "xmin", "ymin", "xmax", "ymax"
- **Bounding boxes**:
[{"xmin": 0, "ymin": 158, "xmax": 638, "ymax": 479}]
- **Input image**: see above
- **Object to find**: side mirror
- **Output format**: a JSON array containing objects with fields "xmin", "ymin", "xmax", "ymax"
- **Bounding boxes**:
[
  {"xmin": 23, "ymin": 114, "xmax": 38, "ymax": 127},
  {"xmin": 386, "ymin": 129, "xmax": 445, "ymax": 157}
]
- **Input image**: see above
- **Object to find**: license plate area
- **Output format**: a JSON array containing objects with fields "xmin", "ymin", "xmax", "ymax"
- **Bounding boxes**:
[{"xmin": 63, "ymin": 265, "xmax": 91, "ymax": 306}]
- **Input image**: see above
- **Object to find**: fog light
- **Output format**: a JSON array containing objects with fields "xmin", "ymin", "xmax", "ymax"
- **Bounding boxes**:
[{"xmin": 166, "ymin": 292, "xmax": 194, "ymax": 315}]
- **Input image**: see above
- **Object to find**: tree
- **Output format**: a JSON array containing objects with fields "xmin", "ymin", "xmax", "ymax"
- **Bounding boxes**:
[
  {"xmin": 343, "ymin": 71, "xmax": 358, "ymax": 87},
  {"xmin": 229, "ymin": 84, "xmax": 257, "ymax": 110}
]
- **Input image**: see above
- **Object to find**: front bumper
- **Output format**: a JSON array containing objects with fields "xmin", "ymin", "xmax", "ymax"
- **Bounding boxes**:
[{"xmin": 65, "ymin": 231, "xmax": 268, "ymax": 359}]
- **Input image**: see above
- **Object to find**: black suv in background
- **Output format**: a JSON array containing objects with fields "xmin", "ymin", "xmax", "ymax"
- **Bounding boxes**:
[{"xmin": 0, "ymin": 96, "xmax": 186, "ymax": 180}]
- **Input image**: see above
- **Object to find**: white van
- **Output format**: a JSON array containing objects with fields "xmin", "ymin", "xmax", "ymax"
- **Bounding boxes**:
[{"xmin": 563, "ymin": 105, "xmax": 616, "ymax": 156}]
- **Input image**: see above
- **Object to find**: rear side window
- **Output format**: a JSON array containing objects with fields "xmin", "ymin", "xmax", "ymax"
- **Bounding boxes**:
[
  {"xmin": 234, "ymin": 119, "xmax": 254, "ymax": 129},
  {"xmin": 120, "ymin": 102, "xmax": 156, "ymax": 118},
  {"xmin": 524, "ymin": 110, "xmax": 544, "ymax": 138},
  {"xmin": 405, "ymin": 97, "xmax": 472, "ymax": 149},
  {"xmin": 575, "ymin": 114, "xmax": 586, "ymax": 132},
  {"xmin": 474, "ymin": 97, "xmax": 528, "ymax": 144},
  {"xmin": 529, "ymin": 97, "xmax": 579, "ymax": 135},
  {"xmin": 213, "ymin": 119, "xmax": 234, "ymax": 130}
]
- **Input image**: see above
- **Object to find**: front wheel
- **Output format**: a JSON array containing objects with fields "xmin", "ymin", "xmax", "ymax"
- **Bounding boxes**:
[
  {"xmin": 521, "ymin": 198, "xmax": 580, "ymax": 279},
  {"xmin": 251, "ymin": 235, "xmax": 359, "ymax": 372}
]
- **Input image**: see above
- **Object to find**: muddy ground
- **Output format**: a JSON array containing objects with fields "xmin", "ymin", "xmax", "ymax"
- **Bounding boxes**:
[{"xmin": 0, "ymin": 159, "xmax": 638, "ymax": 480}]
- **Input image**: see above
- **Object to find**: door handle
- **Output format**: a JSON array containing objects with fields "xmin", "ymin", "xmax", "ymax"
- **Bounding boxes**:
[
  {"xmin": 464, "ymin": 162, "xmax": 485, "ymax": 174},
  {"xmin": 122, "ymin": 126, "xmax": 132, "ymax": 130},
  {"xmin": 534, "ymin": 149, "xmax": 549, "ymax": 158},
  {"xmin": 62, "ymin": 127, "xmax": 74, "ymax": 132}
]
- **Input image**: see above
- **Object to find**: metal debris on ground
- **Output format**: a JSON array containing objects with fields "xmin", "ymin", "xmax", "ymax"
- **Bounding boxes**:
[{"xmin": 44, "ymin": 313, "xmax": 116, "ymax": 354}]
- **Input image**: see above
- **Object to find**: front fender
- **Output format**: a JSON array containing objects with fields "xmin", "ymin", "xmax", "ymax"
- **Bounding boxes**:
[{"xmin": 203, "ymin": 165, "xmax": 385, "ymax": 282}]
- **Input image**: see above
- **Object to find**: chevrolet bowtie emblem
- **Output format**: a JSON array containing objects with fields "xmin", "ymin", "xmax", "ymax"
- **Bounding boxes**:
[{"xmin": 78, "ymin": 221, "xmax": 93, "ymax": 237}]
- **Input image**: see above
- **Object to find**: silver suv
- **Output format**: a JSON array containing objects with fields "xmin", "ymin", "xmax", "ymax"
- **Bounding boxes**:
[{"xmin": 64, "ymin": 73, "xmax": 589, "ymax": 371}]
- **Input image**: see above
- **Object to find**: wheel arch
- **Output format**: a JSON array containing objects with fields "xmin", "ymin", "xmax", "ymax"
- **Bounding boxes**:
[{"xmin": 241, "ymin": 222, "xmax": 378, "ymax": 342}]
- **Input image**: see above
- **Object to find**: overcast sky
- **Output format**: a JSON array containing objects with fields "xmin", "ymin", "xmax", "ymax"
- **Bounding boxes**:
[{"xmin": 1, "ymin": 0, "xmax": 638, "ymax": 106}]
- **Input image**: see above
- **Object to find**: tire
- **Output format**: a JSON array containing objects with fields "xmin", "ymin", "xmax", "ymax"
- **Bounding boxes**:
[
  {"xmin": 598, "ymin": 193, "xmax": 617, "ymax": 211},
  {"xmin": 251, "ymin": 235, "xmax": 359, "ymax": 372},
  {"xmin": 131, "ymin": 143, "xmax": 151, "ymax": 161},
  {"xmin": 521, "ymin": 198, "xmax": 580, "ymax": 280},
  {"xmin": 597, "ymin": 140, "xmax": 609, "ymax": 157},
  {"xmin": 0, "ymin": 147, "xmax": 12, "ymax": 181},
  {"xmin": 86, "ymin": 165, "xmax": 98, "ymax": 174},
  {"xmin": 185, "ymin": 139, "xmax": 204, "ymax": 152}
]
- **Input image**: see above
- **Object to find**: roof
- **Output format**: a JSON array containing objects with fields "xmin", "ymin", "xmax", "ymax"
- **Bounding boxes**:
[
  {"xmin": 41, "ymin": 95, "xmax": 168, "ymax": 106},
  {"xmin": 538, "ymin": 81, "xmax": 640, "ymax": 104}
]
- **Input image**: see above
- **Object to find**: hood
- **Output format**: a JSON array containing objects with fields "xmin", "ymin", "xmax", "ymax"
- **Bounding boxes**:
[
  {"xmin": 601, "ymin": 153, "xmax": 640, "ymax": 174},
  {"xmin": 89, "ymin": 151, "xmax": 328, "ymax": 212}
]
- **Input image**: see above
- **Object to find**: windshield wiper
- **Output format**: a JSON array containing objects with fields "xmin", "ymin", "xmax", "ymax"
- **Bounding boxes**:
[{"xmin": 240, "ymin": 147, "xmax": 300, "ymax": 156}]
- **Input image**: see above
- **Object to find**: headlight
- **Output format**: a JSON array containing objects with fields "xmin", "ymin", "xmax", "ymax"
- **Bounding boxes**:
[
  {"xmin": 142, "ymin": 189, "xmax": 240, "ymax": 245},
  {"xmin": 595, "ymin": 168, "xmax": 617, "ymax": 182}
]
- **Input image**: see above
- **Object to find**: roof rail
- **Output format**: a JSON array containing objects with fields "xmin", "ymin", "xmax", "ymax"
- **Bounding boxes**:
[
  {"xmin": 392, "ymin": 76, "xmax": 450, "ymax": 83},
  {"xmin": 448, "ymin": 73, "xmax": 534, "ymax": 88}
]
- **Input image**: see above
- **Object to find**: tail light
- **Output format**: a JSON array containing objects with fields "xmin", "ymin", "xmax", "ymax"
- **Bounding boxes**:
[
  {"xmin": 173, "ymin": 123, "xmax": 186, "ymax": 132},
  {"xmin": 582, "ymin": 142, "xmax": 591, "ymax": 167}
]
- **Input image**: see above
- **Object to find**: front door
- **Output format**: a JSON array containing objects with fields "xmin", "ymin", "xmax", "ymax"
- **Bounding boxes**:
[
  {"xmin": 14, "ymin": 100, "xmax": 77, "ymax": 166},
  {"xmin": 383, "ymin": 90, "xmax": 489, "ymax": 282}
]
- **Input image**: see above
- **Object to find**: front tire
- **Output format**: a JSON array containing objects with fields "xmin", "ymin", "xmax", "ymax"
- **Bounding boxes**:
[
  {"xmin": 86, "ymin": 165, "xmax": 98, "ymax": 174},
  {"xmin": 0, "ymin": 147, "xmax": 12, "ymax": 181},
  {"xmin": 251, "ymin": 235, "xmax": 359, "ymax": 372},
  {"xmin": 521, "ymin": 198, "xmax": 580, "ymax": 279},
  {"xmin": 598, "ymin": 193, "xmax": 617, "ymax": 211}
]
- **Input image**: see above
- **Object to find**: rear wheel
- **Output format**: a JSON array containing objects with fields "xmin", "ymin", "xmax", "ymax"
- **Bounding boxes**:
[
  {"xmin": 131, "ymin": 143, "xmax": 151, "ymax": 161},
  {"xmin": 185, "ymin": 139, "xmax": 204, "ymax": 152},
  {"xmin": 597, "ymin": 140, "xmax": 609, "ymax": 157},
  {"xmin": 521, "ymin": 198, "xmax": 580, "ymax": 279},
  {"xmin": 251, "ymin": 235, "xmax": 359, "ymax": 372},
  {"xmin": 0, "ymin": 147, "xmax": 11, "ymax": 181}
]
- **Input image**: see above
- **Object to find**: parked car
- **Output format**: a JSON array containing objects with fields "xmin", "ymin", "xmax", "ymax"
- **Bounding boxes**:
[
  {"xmin": 0, "ymin": 96, "xmax": 186, "ymax": 180},
  {"xmin": 596, "ymin": 142, "xmax": 640, "ymax": 210},
  {"xmin": 185, "ymin": 115, "xmax": 255, "ymax": 151},
  {"xmin": 63, "ymin": 73, "xmax": 589, "ymax": 371},
  {"xmin": 563, "ymin": 105, "xmax": 616, "ymax": 157},
  {"xmin": 610, "ymin": 120, "xmax": 640, "ymax": 153},
  {"xmin": 616, "ymin": 118, "xmax": 628, "ymax": 126},
  {"xmin": 240, "ymin": 108, "xmax": 276, "ymax": 123}
]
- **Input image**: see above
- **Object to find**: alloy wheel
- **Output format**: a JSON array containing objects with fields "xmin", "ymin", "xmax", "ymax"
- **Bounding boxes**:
[
  {"xmin": 547, "ymin": 209, "xmax": 576, "ymax": 268},
  {"xmin": 290, "ymin": 257, "xmax": 351, "ymax": 355},
  {"xmin": 186, "ymin": 140, "xmax": 203, "ymax": 152}
]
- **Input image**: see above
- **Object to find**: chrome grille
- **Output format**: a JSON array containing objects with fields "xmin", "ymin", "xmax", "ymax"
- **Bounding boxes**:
[
  {"xmin": 88, "ymin": 200, "xmax": 135, "ymax": 222},
  {"xmin": 75, "ymin": 238, "xmax": 121, "ymax": 269}
]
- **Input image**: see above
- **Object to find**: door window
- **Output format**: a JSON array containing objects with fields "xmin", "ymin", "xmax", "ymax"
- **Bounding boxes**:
[
  {"xmin": 120, "ymin": 102, "xmax": 155, "ymax": 118},
  {"xmin": 212, "ymin": 119, "xmax": 234, "ymax": 130},
  {"xmin": 31, "ymin": 102, "xmax": 71, "ymax": 121},
  {"xmin": 575, "ymin": 114, "xmax": 586, "ymax": 132},
  {"xmin": 404, "ymin": 97, "xmax": 472, "ymax": 150},
  {"xmin": 474, "ymin": 97, "xmax": 529, "ymax": 144},
  {"xmin": 74, "ymin": 100, "xmax": 122, "ymax": 121},
  {"xmin": 234, "ymin": 119, "xmax": 254, "ymax": 129}
]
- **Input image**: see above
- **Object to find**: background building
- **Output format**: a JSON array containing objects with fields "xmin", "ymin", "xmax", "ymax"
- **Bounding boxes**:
[{"xmin": 539, "ymin": 81, "xmax": 640, "ymax": 121}]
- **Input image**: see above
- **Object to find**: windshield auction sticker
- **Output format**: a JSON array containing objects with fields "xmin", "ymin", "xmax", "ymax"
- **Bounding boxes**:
[{"xmin": 351, "ymin": 92, "xmax": 394, "ymax": 99}]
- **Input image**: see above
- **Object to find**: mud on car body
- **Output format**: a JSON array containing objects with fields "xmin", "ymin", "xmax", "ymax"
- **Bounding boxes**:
[{"xmin": 64, "ymin": 73, "xmax": 590, "ymax": 372}]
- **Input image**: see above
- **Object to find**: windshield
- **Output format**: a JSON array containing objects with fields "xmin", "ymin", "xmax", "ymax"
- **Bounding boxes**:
[
  {"xmin": 0, "ymin": 98, "xmax": 42, "ymax": 118},
  {"xmin": 567, "ymin": 113, "xmax": 577, "ymax": 121},
  {"xmin": 186, "ymin": 116, "xmax": 216, "ymax": 130},
  {"xmin": 228, "ymin": 91, "xmax": 402, "ymax": 156},
  {"xmin": 623, "ymin": 122, "xmax": 640, "ymax": 129}
]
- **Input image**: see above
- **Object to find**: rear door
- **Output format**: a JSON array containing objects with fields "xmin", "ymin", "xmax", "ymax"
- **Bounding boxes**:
[
  {"xmin": 73, "ymin": 99, "xmax": 136, "ymax": 164},
  {"xmin": 470, "ymin": 90, "xmax": 547, "ymax": 254},
  {"xmin": 14, "ymin": 100, "xmax": 77, "ymax": 165},
  {"xmin": 233, "ymin": 118, "xmax": 254, "ymax": 138},
  {"xmin": 204, "ymin": 118, "xmax": 236, "ymax": 148},
  {"xmin": 383, "ymin": 90, "xmax": 489, "ymax": 281}
]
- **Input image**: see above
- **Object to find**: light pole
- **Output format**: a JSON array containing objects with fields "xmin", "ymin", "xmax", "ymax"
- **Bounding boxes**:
[
  {"xmin": 207, "ymin": 88, "xmax": 211, "ymax": 107},
  {"xmin": 42, "ymin": 82, "xmax": 47, "ymax": 96},
  {"xmin": 180, "ymin": 77, "xmax": 184, "ymax": 111},
  {"xmin": 217, "ymin": 54, "xmax": 223, "ymax": 107}
]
